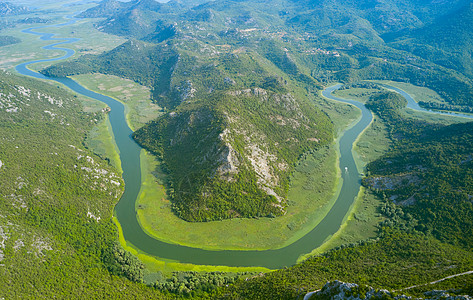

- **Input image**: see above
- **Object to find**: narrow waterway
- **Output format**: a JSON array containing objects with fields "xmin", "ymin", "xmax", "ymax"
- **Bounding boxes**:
[
  {"xmin": 16, "ymin": 16, "xmax": 377, "ymax": 269},
  {"xmin": 378, "ymin": 83, "xmax": 473, "ymax": 119}
]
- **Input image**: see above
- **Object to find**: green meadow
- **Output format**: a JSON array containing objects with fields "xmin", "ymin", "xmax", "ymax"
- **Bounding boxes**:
[
  {"xmin": 72, "ymin": 73, "xmax": 162, "ymax": 131},
  {"xmin": 372, "ymin": 80, "xmax": 446, "ymax": 105}
]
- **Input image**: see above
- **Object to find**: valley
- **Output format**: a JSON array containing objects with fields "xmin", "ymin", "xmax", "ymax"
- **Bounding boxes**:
[
  {"xmin": 14, "ymin": 13, "xmax": 372, "ymax": 269},
  {"xmin": 1, "ymin": 0, "xmax": 473, "ymax": 298}
]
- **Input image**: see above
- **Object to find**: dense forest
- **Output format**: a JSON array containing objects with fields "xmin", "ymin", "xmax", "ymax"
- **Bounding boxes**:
[{"xmin": 363, "ymin": 91, "xmax": 473, "ymax": 250}]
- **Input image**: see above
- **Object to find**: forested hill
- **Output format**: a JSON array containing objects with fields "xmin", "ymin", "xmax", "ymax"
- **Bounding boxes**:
[
  {"xmin": 389, "ymin": 2, "xmax": 473, "ymax": 77},
  {"xmin": 46, "ymin": 0, "xmax": 473, "ymax": 107}
]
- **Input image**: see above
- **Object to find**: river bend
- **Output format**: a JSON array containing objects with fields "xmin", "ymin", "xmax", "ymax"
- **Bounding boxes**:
[{"xmin": 16, "ymin": 16, "xmax": 469, "ymax": 269}]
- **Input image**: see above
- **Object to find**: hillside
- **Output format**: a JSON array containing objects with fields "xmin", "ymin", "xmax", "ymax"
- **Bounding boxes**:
[
  {"xmin": 389, "ymin": 2, "xmax": 473, "ymax": 78},
  {"xmin": 216, "ymin": 90, "xmax": 473, "ymax": 299},
  {"xmin": 363, "ymin": 92, "xmax": 473, "ymax": 250},
  {"xmin": 0, "ymin": 35, "xmax": 20, "ymax": 47},
  {"xmin": 134, "ymin": 88, "xmax": 332, "ymax": 221},
  {"xmin": 27, "ymin": 0, "xmax": 473, "ymax": 297},
  {"xmin": 0, "ymin": 71, "xmax": 169, "ymax": 298},
  {"xmin": 44, "ymin": 0, "xmax": 336, "ymax": 222}
]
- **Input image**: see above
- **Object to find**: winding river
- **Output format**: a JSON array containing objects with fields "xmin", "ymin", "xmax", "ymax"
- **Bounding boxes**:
[{"xmin": 14, "ymin": 16, "xmax": 472, "ymax": 269}]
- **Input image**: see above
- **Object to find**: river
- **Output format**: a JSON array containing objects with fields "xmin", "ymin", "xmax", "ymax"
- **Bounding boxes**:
[{"xmin": 16, "ymin": 15, "xmax": 469, "ymax": 269}]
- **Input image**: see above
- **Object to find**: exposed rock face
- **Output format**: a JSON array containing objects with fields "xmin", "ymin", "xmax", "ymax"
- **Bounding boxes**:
[
  {"xmin": 365, "ymin": 174, "xmax": 421, "ymax": 191},
  {"xmin": 307, "ymin": 281, "xmax": 473, "ymax": 300},
  {"xmin": 216, "ymin": 128, "xmax": 239, "ymax": 180}
]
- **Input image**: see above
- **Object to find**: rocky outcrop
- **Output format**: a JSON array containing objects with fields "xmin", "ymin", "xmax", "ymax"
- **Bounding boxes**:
[{"xmin": 306, "ymin": 281, "xmax": 473, "ymax": 300}]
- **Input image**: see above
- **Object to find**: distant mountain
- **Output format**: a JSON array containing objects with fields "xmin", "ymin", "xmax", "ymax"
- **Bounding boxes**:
[
  {"xmin": 0, "ymin": 1, "xmax": 29, "ymax": 16},
  {"xmin": 79, "ymin": 0, "xmax": 178, "ymax": 38},
  {"xmin": 76, "ymin": 0, "xmax": 131, "ymax": 18},
  {"xmin": 287, "ymin": 0, "xmax": 470, "ymax": 42}
]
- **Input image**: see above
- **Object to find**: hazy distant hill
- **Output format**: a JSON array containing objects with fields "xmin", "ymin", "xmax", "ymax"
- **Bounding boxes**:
[
  {"xmin": 0, "ymin": 1, "xmax": 29, "ymax": 16},
  {"xmin": 76, "ymin": 0, "xmax": 131, "ymax": 18},
  {"xmin": 78, "ymin": 0, "xmax": 179, "ymax": 38}
]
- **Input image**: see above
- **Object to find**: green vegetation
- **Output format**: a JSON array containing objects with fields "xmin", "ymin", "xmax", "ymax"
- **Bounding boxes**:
[
  {"xmin": 136, "ymin": 145, "xmax": 339, "ymax": 250},
  {"xmin": 333, "ymin": 87, "xmax": 379, "ymax": 103},
  {"xmin": 133, "ymin": 89, "xmax": 332, "ymax": 222},
  {"xmin": 371, "ymin": 80, "xmax": 446, "ymax": 105},
  {"xmin": 222, "ymin": 230, "xmax": 473, "ymax": 299},
  {"xmin": 0, "ymin": 35, "xmax": 20, "ymax": 47},
  {"xmin": 315, "ymin": 92, "xmax": 360, "ymax": 135},
  {"xmin": 85, "ymin": 113, "xmax": 122, "ymax": 172},
  {"xmin": 153, "ymin": 271, "xmax": 244, "ymax": 297},
  {"xmin": 407, "ymin": 273, "xmax": 473, "ymax": 298},
  {"xmin": 364, "ymin": 125, "xmax": 473, "ymax": 249},
  {"xmin": 304, "ymin": 188, "xmax": 384, "ymax": 259},
  {"xmin": 333, "ymin": 82, "xmax": 383, "ymax": 104},
  {"xmin": 5, "ymin": 0, "xmax": 473, "ymax": 297},
  {"xmin": 0, "ymin": 71, "xmax": 169, "ymax": 298},
  {"xmin": 362, "ymin": 90, "xmax": 473, "ymax": 249},
  {"xmin": 72, "ymin": 73, "xmax": 162, "ymax": 130},
  {"xmin": 0, "ymin": 16, "xmax": 125, "ymax": 71}
]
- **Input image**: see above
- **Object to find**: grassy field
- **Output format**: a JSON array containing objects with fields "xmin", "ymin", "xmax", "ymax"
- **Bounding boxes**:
[
  {"xmin": 72, "ymin": 73, "xmax": 162, "ymax": 130},
  {"xmin": 353, "ymin": 116, "xmax": 391, "ymax": 168},
  {"xmin": 84, "ymin": 114, "xmax": 123, "ymax": 173},
  {"xmin": 333, "ymin": 87, "xmax": 380, "ymax": 103},
  {"xmin": 299, "ymin": 187, "xmax": 384, "ymax": 261},
  {"xmin": 298, "ymin": 88, "xmax": 388, "ymax": 262},
  {"xmin": 112, "ymin": 217, "xmax": 271, "ymax": 278},
  {"xmin": 371, "ymin": 80, "xmax": 446, "ymax": 105}
]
